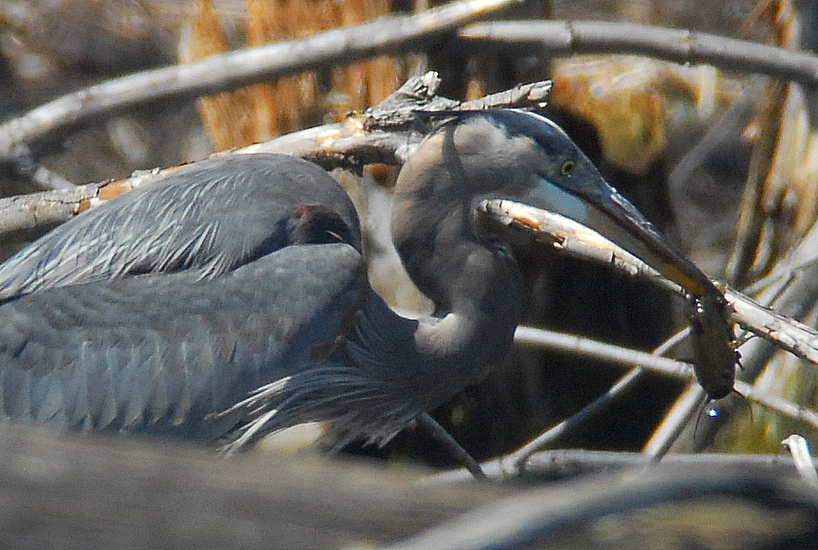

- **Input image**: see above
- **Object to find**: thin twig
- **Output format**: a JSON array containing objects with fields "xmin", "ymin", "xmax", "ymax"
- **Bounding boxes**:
[
  {"xmin": 8, "ymin": 146, "xmax": 77, "ymax": 190},
  {"xmin": 507, "ymin": 329, "xmax": 690, "ymax": 469},
  {"xmin": 514, "ymin": 326, "xmax": 691, "ymax": 378},
  {"xmin": 642, "ymin": 384, "xmax": 708, "ymax": 460},
  {"xmin": 425, "ymin": 448, "xmax": 808, "ymax": 484},
  {"xmin": 740, "ymin": 382, "xmax": 818, "ymax": 431},
  {"xmin": 506, "ymin": 368, "xmax": 646, "ymax": 471},
  {"xmin": 417, "ymin": 413, "xmax": 487, "ymax": 481},
  {"xmin": 515, "ymin": 326, "xmax": 818, "ymax": 462},
  {"xmin": 782, "ymin": 434, "xmax": 818, "ymax": 487},
  {"xmin": 517, "ymin": 325, "xmax": 813, "ymax": 433},
  {"xmin": 459, "ymin": 20, "xmax": 818, "ymax": 87}
]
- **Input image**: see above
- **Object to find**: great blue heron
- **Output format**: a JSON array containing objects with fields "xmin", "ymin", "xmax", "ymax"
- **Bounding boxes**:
[{"xmin": 0, "ymin": 110, "xmax": 728, "ymax": 451}]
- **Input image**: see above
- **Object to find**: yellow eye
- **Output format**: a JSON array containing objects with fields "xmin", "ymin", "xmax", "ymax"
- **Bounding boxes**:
[{"xmin": 560, "ymin": 159, "xmax": 575, "ymax": 176}]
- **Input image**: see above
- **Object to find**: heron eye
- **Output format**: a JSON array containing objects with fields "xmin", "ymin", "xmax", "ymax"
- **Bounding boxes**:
[{"xmin": 560, "ymin": 159, "xmax": 575, "ymax": 176}]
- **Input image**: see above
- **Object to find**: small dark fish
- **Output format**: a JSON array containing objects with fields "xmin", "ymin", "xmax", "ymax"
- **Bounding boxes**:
[{"xmin": 686, "ymin": 292, "xmax": 739, "ymax": 399}]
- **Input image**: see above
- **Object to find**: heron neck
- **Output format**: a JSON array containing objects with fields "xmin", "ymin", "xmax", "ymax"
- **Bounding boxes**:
[{"xmin": 382, "ymin": 201, "xmax": 523, "ymax": 397}]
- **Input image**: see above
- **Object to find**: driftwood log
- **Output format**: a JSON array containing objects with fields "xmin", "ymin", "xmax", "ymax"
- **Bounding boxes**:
[
  {"xmin": 0, "ymin": 421, "xmax": 816, "ymax": 550},
  {"xmin": 0, "ymin": 422, "xmax": 507, "ymax": 549}
]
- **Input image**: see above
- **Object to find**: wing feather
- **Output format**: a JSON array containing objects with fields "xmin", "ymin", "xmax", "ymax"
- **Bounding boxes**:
[
  {"xmin": 0, "ymin": 243, "xmax": 366, "ymax": 440},
  {"xmin": 0, "ymin": 154, "xmax": 361, "ymax": 300}
]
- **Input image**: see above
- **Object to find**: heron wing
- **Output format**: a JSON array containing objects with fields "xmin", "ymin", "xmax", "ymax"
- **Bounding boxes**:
[
  {"xmin": 0, "ymin": 154, "xmax": 361, "ymax": 300},
  {"xmin": 0, "ymin": 243, "xmax": 367, "ymax": 440}
]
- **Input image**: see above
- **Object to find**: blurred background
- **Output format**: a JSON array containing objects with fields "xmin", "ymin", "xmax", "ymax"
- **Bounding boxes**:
[{"xmin": 1, "ymin": 0, "xmax": 817, "ymax": 466}]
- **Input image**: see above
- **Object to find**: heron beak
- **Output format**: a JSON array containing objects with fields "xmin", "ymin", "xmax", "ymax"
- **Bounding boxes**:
[{"xmin": 525, "ymin": 175, "xmax": 717, "ymax": 297}]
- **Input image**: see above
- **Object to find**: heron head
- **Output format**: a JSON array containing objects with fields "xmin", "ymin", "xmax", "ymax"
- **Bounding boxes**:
[{"xmin": 396, "ymin": 109, "xmax": 719, "ymax": 299}]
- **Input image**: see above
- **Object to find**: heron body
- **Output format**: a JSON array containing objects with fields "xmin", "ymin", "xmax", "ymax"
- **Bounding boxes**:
[
  {"xmin": 0, "ymin": 110, "xmax": 730, "ymax": 449},
  {"xmin": 0, "ymin": 154, "xmax": 370, "ymax": 441}
]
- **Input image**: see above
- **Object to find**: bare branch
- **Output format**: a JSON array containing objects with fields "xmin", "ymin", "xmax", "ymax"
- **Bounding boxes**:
[
  {"xmin": 0, "ymin": 0, "xmax": 518, "ymax": 165},
  {"xmin": 460, "ymin": 81, "xmax": 552, "ymax": 110},
  {"xmin": 642, "ymin": 384, "xmax": 709, "ymax": 459},
  {"xmin": 459, "ymin": 20, "xmax": 818, "ymax": 86},
  {"xmin": 479, "ymin": 199, "xmax": 818, "ymax": 370},
  {"xmin": 364, "ymin": 76, "xmax": 551, "ymax": 130},
  {"xmin": 0, "ymin": 184, "xmax": 99, "ymax": 235},
  {"xmin": 514, "ymin": 323, "xmax": 818, "ymax": 450},
  {"xmin": 406, "ymin": 464, "xmax": 818, "ymax": 548},
  {"xmin": 0, "ymin": 168, "xmax": 163, "ymax": 240},
  {"xmin": 0, "ymin": 74, "xmax": 551, "ymax": 241},
  {"xmin": 729, "ymin": 289, "xmax": 818, "ymax": 366},
  {"xmin": 783, "ymin": 434, "xmax": 818, "ymax": 487},
  {"xmin": 241, "ymin": 77, "xmax": 551, "ymax": 165},
  {"xmin": 478, "ymin": 200, "xmax": 683, "ymax": 294},
  {"xmin": 427, "ymin": 447, "xmax": 808, "ymax": 484},
  {"xmin": 514, "ymin": 325, "xmax": 690, "ymax": 378}
]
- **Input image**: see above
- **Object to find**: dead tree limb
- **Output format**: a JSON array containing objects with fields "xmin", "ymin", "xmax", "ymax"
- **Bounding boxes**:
[
  {"xmin": 4, "ymin": 15, "xmax": 818, "ymax": 172},
  {"xmin": 479, "ymin": 200, "xmax": 818, "ymax": 371},
  {"xmin": 0, "ymin": 0, "xmax": 518, "ymax": 165},
  {"xmin": 0, "ymin": 73, "xmax": 549, "ymax": 241}
]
